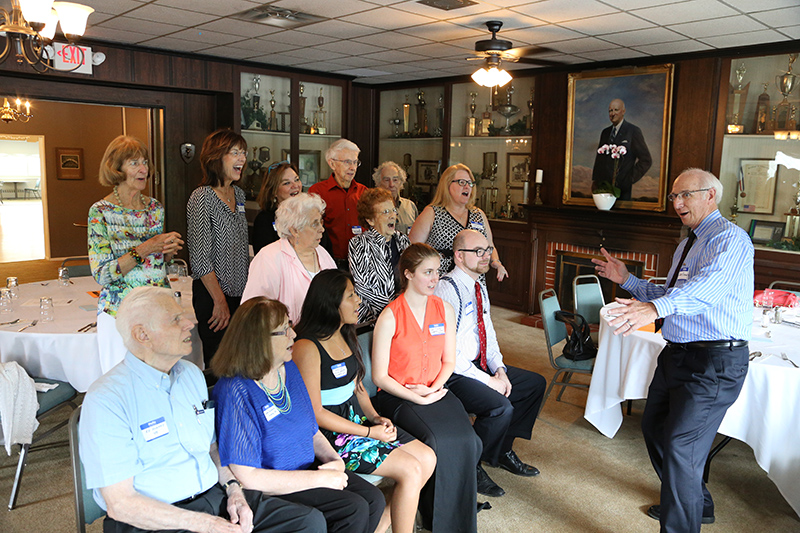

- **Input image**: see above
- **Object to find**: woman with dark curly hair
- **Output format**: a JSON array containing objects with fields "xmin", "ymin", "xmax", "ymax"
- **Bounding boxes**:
[{"xmin": 252, "ymin": 161, "xmax": 302, "ymax": 255}]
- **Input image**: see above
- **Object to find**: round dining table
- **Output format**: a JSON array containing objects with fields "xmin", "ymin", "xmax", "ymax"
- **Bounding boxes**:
[
  {"xmin": 0, "ymin": 275, "xmax": 203, "ymax": 392},
  {"xmin": 585, "ymin": 302, "xmax": 800, "ymax": 518}
]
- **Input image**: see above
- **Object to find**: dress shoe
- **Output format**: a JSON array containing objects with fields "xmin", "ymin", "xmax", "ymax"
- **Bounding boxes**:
[
  {"xmin": 647, "ymin": 505, "xmax": 715, "ymax": 524},
  {"xmin": 476, "ymin": 464, "xmax": 505, "ymax": 497},
  {"xmin": 498, "ymin": 450, "xmax": 540, "ymax": 477}
]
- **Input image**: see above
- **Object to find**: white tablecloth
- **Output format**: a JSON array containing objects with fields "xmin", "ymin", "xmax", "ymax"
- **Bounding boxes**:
[
  {"xmin": 585, "ymin": 303, "xmax": 800, "ymax": 518},
  {"xmin": 0, "ymin": 277, "xmax": 202, "ymax": 392}
]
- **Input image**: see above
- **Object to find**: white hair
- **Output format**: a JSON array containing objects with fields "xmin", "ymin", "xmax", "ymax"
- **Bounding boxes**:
[
  {"xmin": 680, "ymin": 168, "xmax": 723, "ymax": 204},
  {"xmin": 116, "ymin": 286, "xmax": 174, "ymax": 352},
  {"xmin": 372, "ymin": 161, "xmax": 408, "ymax": 188},
  {"xmin": 325, "ymin": 138, "xmax": 359, "ymax": 163},
  {"xmin": 275, "ymin": 192, "xmax": 326, "ymax": 239}
]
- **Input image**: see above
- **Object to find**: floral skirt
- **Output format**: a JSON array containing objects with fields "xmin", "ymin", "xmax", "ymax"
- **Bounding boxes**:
[{"xmin": 322, "ymin": 393, "xmax": 411, "ymax": 474}]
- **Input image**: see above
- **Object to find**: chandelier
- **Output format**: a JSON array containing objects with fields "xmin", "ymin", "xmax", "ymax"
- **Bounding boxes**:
[
  {"xmin": 471, "ymin": 55, "xmax": 512, "ymax": 88},
  {"xmin": 1, "ymin": 97, "xmax": 32, "ymax": 123},
  {"xmin": 0, "ymin": 0, "xmax": 94, "ymax": 73}
]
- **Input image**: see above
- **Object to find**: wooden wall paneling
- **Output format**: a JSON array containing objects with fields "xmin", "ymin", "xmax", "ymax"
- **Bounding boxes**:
[
  {"xmin": 711, "ymin": 59, "xmax": 733, "ymax": 177},
  {"xmin": 486, "ymin": 221, "xmax": 534, "ymax": 311},
  {"xmin": 753, "ymin": 249, "xmax": 800, "ymax": 290},
  {"xmin": 206, "ymin": 61, "xmax": 234, "ymax": 93},
  {"xmin": 349, "ymin": 84, "xmax": 376, "ymax": 186},
  {"xmin": 91, "ymin": 46, "xmax": 134, "ymax": 84},
  {"xmin": 170, "ymin": 56, "xmax": 206, "ymax": 89},
  {"xmin": 132, "ymin": 51, "xmax": 170, "ymax": 87},
  {"xmin": 533, "ymin": 70, "xmax": 568, "ymax": 206}
]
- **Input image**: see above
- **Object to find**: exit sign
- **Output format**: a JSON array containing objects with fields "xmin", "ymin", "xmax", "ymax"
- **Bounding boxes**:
[{"xmin": 53, "ymin": 43, "xmax": 93, "ymax": 75}]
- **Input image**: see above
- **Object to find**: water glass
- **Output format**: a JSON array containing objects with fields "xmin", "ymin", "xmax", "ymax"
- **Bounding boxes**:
[
  {"xmin": 0, "ymin": 288, "xmax": 12, "ymax": 314},
  {"xmin": 6, "ymin": 276, "xmax": 19, "ymax": 299},
  {"xmin": 40, "ymin": 296, "xmax": 54, "ymax": 322},
  {"xmin": 167, "ymin": 263, "xmax": 181, "ymax": 282},
  {"xmin": 58, "ymin": 267, "xmax": 70, "ymax": 287},
  {"xmin": 764, "ymin": 289, "xmax": 775, "ymax": 309}
]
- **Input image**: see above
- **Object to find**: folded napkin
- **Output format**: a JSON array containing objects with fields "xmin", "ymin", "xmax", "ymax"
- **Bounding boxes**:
[{"xmin": 34, "ymin": 382, "xmax": 59, "ymax": 392}]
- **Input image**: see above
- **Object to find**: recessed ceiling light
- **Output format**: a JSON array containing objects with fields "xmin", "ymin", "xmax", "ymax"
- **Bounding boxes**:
[{"xmin": 417, "ymin": 0, "xmax": 477, "ymax": 11}]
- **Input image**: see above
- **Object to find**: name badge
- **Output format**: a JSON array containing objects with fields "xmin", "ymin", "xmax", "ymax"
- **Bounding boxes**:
[
  {"xmin": 272, "ymin": 221, "xmax": 277, "ymax": 232},
  {"xmin": 677, "ymin": 266, "xmax": 690, "ymax": 281},
  {"xmin": 331, "ymin": 362, "xmax": 348, "ymax": 379},
  {"xmin": 140, "ymin": 417, "xmax": 169, "ymax": 442},
  {"xmin": 237, "ymin": 203, "xmax": 246, "ymax": 213},
  {"xmin": 469, "ymin": 221, "xmax": 484, "ymax": 231},
  {"xmin": 429, "ymin": 323, "xmax": 445, "ymax": 336},
  {"xmin": 263, "ymin": 404, "xmax": 280, "ymax": 422},
  {"xmin": 351, "ymin": 225, "xmax": 362, "ymax": 235},
  {"xmin": 465, "ymin": 301, "xmax": 475, "ymax": 316}
]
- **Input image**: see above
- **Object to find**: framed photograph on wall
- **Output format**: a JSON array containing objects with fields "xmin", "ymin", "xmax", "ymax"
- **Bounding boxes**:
[
  {"xmin": 282, "ymin": 149, "xmax": 321, "ymax": 188},
  {"xmin": 416, "ymin": 160, "xmax": 439, "ymax": 184},
  {"xmin": 739, "ymin": 159, "xmax": 778, "ymax": 214},
  {"xmin": 748, "ymin": 219, "xmax": 785, "ymax": 244},
  {"xmin": 563, "ymin": 64, "xmax": 674, "ymax": 211},
  {"xmin": 507, "ymin": 153, "xmax": 530, "ymax": 189},
  {"xmin": 56, "ymin": 148, "xmax": 84, "ymax": 180}
]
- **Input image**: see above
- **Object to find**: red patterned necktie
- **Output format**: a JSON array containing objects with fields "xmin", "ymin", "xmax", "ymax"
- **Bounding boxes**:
[
  {"xmin": 654, "ymin": 230, "xmax": 696, "ymax": 333},
  {"xmin": 474, "ymin": 281, "xmax": 488, "ymax": 372}
]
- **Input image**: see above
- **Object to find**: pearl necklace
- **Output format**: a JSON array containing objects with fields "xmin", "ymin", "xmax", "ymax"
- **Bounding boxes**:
[{"xmin": 114, "ymin": 186, "xmax": 146, "ymax": 209}]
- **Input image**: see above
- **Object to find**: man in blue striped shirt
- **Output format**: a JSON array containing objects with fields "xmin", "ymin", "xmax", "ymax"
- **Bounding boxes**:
[{"xmin": 592, "ymin": 168, "xmax": 753, "ymax": 533}]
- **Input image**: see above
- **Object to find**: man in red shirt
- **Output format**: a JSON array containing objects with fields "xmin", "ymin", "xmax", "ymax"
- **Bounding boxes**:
[{"xmin": 309, "ymin": 139, "xmax": 368, "ymax": 266}]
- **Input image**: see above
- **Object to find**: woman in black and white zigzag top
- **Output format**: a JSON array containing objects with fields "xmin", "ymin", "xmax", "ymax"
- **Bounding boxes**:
[
  {"xmin": 187, "ymin": 129, "xmax": 250, "ymax": 365},
  {"xmin": 348, "ymin": 188, "xmax": 410, "ymax": 323}
]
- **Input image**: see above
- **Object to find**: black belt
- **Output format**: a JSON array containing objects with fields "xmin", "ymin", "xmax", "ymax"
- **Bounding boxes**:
[
  {"xmin": 665, "ymin": 340, "xmax": 748, "ymax": 349},
  {"xmin": 174, "ymin": 486, "xmax": 214, "ymax": 506}
]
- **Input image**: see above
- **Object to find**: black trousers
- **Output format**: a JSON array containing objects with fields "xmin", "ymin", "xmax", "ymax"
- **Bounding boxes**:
[
  {"xmin": 641, "ymin": 342, "xmax": 748, "ymax": 533},
  {"xmin": 103, "ymin": 485, "xmax": 325, "ymax": 533},
  {"xmin": 277, "ymin": 471, "xmax": 384, "ymax": 533},
  {"xmin": 446, "ymin": 365, "xmax": 547, "ymax": 465},
  {"xmin": 192, "ymin": 279, "xmax": 241, "ymax": 366}
]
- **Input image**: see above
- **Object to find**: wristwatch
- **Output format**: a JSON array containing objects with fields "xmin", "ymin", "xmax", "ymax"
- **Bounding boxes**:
[{"xmin": 221, "ymin": 479, "xmax": 242, "ymax": 492}]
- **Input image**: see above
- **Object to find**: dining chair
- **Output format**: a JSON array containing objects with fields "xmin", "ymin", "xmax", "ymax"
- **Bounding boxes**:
[
  {"xmin": 768, "ymin": 280, "xmax": 800, "ymax": 296},
  {"xmin": 24, "ymin": 179, "xmax": 41, "ymax": 199},
  {"xmin": 646, "ymin": 276, "xmax": 668, "ymax": 286},
  {"xmin": 60, "ymin": 257, "xmax": 92, "ymax": 278},
  {"xmin": 572, "ymin": 274, "xmax": 605, "ymax": 325},
  {"xmin": 7, "ymin": 373, "xmax": 78, "ymax": 510},
  {"xmin": 538, "ymin": 288, "xmax": 595, "ymax": 417},
  {"xmin": 69, "ymin": 406, "xmax": 106, "ymax": 533}
]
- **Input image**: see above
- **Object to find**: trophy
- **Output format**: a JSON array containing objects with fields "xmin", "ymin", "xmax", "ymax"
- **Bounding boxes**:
[
  {"xmin": 389, "ymin": 108, "xmax": 402, "ymax": 137},
  {"xmin": 496, "ymin": 85, "xmax": 519, "ymax": 134},
  {"xmin": 402, "ymin": 94, "xmax": 410, "ymax": 134},
  {"xmin": 466, "ymin": 92, "xmax": 478, "ymax": 136},
  {"xmin": 298, "ymin": 83, "xmax": 309, "ymax": 133},
  {"xmin": 480, "ymin": 105, "xmax": 492, "ymax": 136},
  {"xmin": 415, "ymin": 90, "xmax": 428, "ymax": 135},
  {"xmin": 251, "ymin": 75, "xmax": 261, "ymax": 110},
  {"xmin": 754, "ymin": 83, "xmax": 771, "ymax": 134},
  {"xmin": 268, "ymin": 89, "xmax": 277, "ymax": 131},
  {"xmin": 527, "ymin": 88, "xmax": 534, "ymax": 131},
  {"xmin": 433, "ymin": 94, "xmax": 444, "ymax": 137},
  {"xmin": 728, "ymin": 62, "xmax": 748, "ymax": 132},
  {"xmin": 481, "ymin": 152, "xmax": 498, "ymax": 217},
  {"xmin": 313, "ymin": 88, "xmax": 327, "ymax": 135},
  {"xmin": 773, "ymin": 54, "xmax": 798, "ymax": 131}
]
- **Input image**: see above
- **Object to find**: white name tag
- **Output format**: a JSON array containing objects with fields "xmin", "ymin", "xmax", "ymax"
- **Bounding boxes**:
[
  {"xmin": 429, "ymin": 323, "xmax": 445, "ymax": 336},
  {"xmin": 263, "ymin": 404, "xmax": 280, "ymax": 422},
  {"xmin": 140, "ymin": 417, "xmax": 169, "ymax": 442},
  {"xmin": 465, "ymin": 301, "xmax": 475, "ymax": 316},
  {"xmin": 469, "ymin": 221, "xmax": 484, "ymax": 231},
  {"xmin": 331, "ymin": 362, "xmax": 347, "ymax": 379},
  {"xmin": 351, "ymin": 225, "xmax": 362, "ymax": 235},
  {"xmin": 237, "ymin": 203, "xmax": 246, "ymax": 213},
  {"xmin": 677, "ymin": 266, "xmax": 690, "ymax": 281},
  {"xmin": 272, "ymin": 221, "xmax": 277, "ymax": 232}
]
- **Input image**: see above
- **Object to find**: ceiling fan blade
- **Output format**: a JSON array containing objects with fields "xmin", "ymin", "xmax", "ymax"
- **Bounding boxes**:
[
  {"xmin": 515, "ymin": 56, "xmax": 564, "ymax": 67},
  {"xmin": 505, "ymin": 45, "xmax": 554, "ymax": 59}
]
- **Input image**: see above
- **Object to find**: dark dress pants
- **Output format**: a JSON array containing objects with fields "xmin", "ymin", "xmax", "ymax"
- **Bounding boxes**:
[
  {"xmin": 277, "ymin": 471, "xmax": 384, "ymax": 533},
  {"xmin": 103, "ymin": 485, "xmax": 325, "ymax": 533},
  {"xmin": 446, "ymin": 365, "xmax": 546, "ymax": 466},
  {"xmin": 641, "ymin": 343, "xmax": 748, "ymax": 533},
  {"xmin": 192, "ymin": 278, "xmax": 241, "ymax": 366}
]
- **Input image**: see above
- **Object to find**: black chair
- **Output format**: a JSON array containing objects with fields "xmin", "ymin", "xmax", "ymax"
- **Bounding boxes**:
[
  {"xmin": 69, "ymin": 406, "xmax": 106, "ymax": 532},
  {"xmin": 60, "ymin": 257, "xmax": 92, "ymax": 278}
]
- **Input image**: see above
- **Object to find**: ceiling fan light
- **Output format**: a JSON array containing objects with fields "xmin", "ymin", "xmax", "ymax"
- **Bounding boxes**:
[
  {"xmin": 491, "ymin": 67, "xmax": 512, "ymax": 87},
  {"xmin": 18, "ymin": 0, "xmax": 55, "ymax": 26},
  {"xmin": 39, "ymin": 8, "xmax": 59, "ymax": 41},
  {"xmin": 52, "ymin": 2, "xmax": 93, "ymax": 38},
  {"xmin": 471, "ymin": 67, "xmax": 489, "ymax": 86}
]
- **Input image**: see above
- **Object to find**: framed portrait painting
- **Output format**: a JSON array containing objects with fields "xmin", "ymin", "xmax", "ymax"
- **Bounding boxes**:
[
  {"xmin": 416, "ymin": 160, "xmax": 439, "ymax": 184},
  {"xmin": 282, "ymin": 149, "xmax": 321, "ymax": 189},
  {"xmin": 563, "ymin": 64, "xmax": 674, "ymax": 211},
  {"xmin": 56, "ymin": 147, "xmax": 84, "ymax": 180}
]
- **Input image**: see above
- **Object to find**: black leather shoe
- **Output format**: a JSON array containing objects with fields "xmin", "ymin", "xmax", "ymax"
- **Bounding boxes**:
[
  {"xmin": 647, "ymin": 505, "xmax": 715, "ymax": 524},
  {"xmin": 477, "ymin": 464, "xmax": 505, "ymax": 497},
  {"xmin": 498, "ymin": 450, "xmax": 540, "ymax": 477}
]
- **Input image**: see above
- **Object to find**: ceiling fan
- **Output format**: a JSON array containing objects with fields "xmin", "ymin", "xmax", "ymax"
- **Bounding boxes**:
[{"xmin": 468, "ymin": 20, "xmax": 561, "ymax": 86}]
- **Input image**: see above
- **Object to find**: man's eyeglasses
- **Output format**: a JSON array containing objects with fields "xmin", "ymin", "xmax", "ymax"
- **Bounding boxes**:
[
  {"xmin": 332, "ymin": 159, "xmax": 362, "ymax": 167},
  {"xmin": 452, "ymin": 179, "xmax": 476, "ymax": 188},
  {"xmin": 268, "ymin": 160, "xmax": 290, "ymax": 173},
  {"xmin": 228, "ymin": 149, "xmax": 246, "ymax": 158},
  {"xmin": 667, "ymin": 188, "xmax": 711, "ymax": 202},
  {"xmin": 458, "ymin": 246, "xmax": 494, "ymax": 257},
  {"xmin": 377, "ymin": 207, "xmax": 398, "ymax": 215}
]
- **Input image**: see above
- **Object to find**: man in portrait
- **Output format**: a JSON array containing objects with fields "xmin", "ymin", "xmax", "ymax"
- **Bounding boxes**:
[{"xmin": 592, "ymin": 98, "xmax": 652, "ymax": 201}]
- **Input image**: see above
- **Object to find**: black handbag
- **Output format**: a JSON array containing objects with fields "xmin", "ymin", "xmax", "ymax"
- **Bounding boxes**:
[{"xmin": 554, "ymin": 311, "xmax": 597, "ymax": 361}]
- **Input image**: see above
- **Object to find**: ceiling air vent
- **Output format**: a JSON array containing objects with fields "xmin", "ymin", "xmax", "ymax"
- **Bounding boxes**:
[
  {"xmin": 233, "ymin": 5, "xmax": 325, "ymax": 29},
  {"xmin": 417, "ymin": 0, "xmax": 477, "ymax": 10}
]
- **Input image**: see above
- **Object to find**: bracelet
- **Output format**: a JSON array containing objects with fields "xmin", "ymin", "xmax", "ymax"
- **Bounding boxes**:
[
  {"xmin": 128, "ymin": 247, "xmax": 143, "ymax": 264},
  {"xmin": 366, "ymin": 426, "xmax": 371, "ymax": 438},
  {"xmin": 221, "ymin": 479, "xmax": 242, "ymax": 492}
]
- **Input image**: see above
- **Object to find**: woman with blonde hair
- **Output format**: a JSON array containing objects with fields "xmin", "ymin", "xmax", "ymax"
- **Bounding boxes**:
[{"xmin": 409, "ymin": 163, "xmax": 507, "ymax": 280}]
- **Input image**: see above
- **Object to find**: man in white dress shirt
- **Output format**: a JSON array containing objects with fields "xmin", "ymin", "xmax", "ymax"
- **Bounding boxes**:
[{"xmin": 434, "ymin": 229, "xmax": 546, "ymax": 497}]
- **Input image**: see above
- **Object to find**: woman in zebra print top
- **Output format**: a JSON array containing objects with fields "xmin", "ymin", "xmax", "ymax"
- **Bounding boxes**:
[{"xmin": 348, "ymin": 188, "xmax": 410, "ymax": 323}]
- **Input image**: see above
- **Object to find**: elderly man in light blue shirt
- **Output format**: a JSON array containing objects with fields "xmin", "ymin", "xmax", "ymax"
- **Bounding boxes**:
[
  {"xmin": 80, "ymin": 286, "xmax": 324, "ymax": 533},
  {"xmin": 434, "ymin": 229, "xmax": 546, "ymax": 498}
]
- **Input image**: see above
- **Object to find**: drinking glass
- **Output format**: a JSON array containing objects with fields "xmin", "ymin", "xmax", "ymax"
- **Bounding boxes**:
[
  {"xmin": 0, "ymin": 288, "xmax": 12, "ymax": 314},
  {"xmin": 6, "ymin": 277, "xmax": 19, "ymax": 299},
  {"xmin": 40, "ymin": 296, "xmax": 54, "ymax": 322},
  {"xmin": 764, "ymin": 289, "xmax": 775, "ymax": 308},
  {"xmin": 58, "ymin": 267, "xmax": 70, "ymax": 287},
  {"xmin": 167, "ymin": 263, "xmax": 181, "ymax": 282}
]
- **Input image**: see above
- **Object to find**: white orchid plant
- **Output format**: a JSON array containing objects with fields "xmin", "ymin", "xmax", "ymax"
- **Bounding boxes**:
[{"xmin": 594, "ymin": 144, "xmax": 626, "ymax": 197}]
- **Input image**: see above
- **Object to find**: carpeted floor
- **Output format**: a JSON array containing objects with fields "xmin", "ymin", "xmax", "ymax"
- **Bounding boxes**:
[{"xmin": 2, "ymin": 307, "xmax": 798, "ymax": 532}]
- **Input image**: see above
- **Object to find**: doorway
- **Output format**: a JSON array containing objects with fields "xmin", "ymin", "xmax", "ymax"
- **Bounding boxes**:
[{"xmin": 0, "ymin": 136, "xmax": 46, "ymax": 262}]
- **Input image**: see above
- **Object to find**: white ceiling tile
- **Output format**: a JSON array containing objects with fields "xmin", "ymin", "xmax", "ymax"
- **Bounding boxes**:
[
  {"xmin": 779, "ymin": 24, "xmax": 800, "ymax": 39},
  {"xmin": 95, "ymin": 17, "xmax": 183, "ymax": 37},
  {"xmin": 279, "ymin": 48, "xmax": 349, "ymax": 61},
  {"xmin": 599, "ymin": 0, "xmax": 676, "ymax": 9},
  {"xmin": 392, "ymin": 0, "xmax": 497, "ymax": 18},
  {"xmin": 669, "ymin": 15, "xmax": 767, "ymax": 39},
  {"xmin": 196, "ymin": 19, "xmax": 282, "ymax": 38},
  {"xmin": 340, "ymin": 6, "xmax": 436, "ymax": 30},
  {"xmin": 80, "ymin": 0, "xmax": 145, "ymax": 16},
  {"xmin": 163, "ymin": 29, "xmax": 243, "ymax": 46},
  {"xmin": 293, "ymin": 61, "xmax": 353, "ymax": 72},
  {"xmin": 200, "ymin": 45, "xmax": 263, "ymax": 60},
  {"xmin": 408, "ymin": 58, "xmax": 466, "ymax": 70},
  {"xmin": 512, "ymin": 0, "xmax": 619, "ymax": 23},
  {"xmin": 249, "ymin": 54, "xmax": 308, "ymax": 66},
  {"xmin": 329, "ymin": 56, "xmax": 389, "ymax": 68},
  {"xmin": 377, "ymin": 62, "xmax": 426, "ymax": 74},
  {"xmin": 272, "ymin": 0, "xmax": 376, "ymax": 19},
  {"xmin": 501, "ymin": 25, "xmax": 585, "ymax": 44},
  {"xmin": 601, "ymin": 26, "xmax": 686, "ymax": 46},
  {"xmin": 447, "ymin": 11, "xmax": 538, "ymax": 32},
  {"xmin": 83, "ymin": 26, "xmax": 152, "ymax": 44},
  {"xmin": 86, "ymin": 13, "xmax": 114, "ymax": 26},
  {"xmin": 354, "ymin": 32, "xmax": 432, "ymax": 48},
  {"xmin": 232, "ymin": 39, "xmax": 300, "ymax": 55},
  {"xmin": 482, "ymin": 0, "xmax": 539, "ymax": 7},
  {"xmin": 546, "ymin": 37, "xmax": 616, "ymax": 54},
  {"xmin": 750, "ymin": 7, "xmax": 800, "ymax": 28},
  {"xmin": 398, "ymin": 21, "xmax": 484, "ymax": 41},
  {"xmin": 401, "ymin": 42, "xmax": 467, "ymax": 59},
  {"xmin": 363, "ymin": 0, "xmax": 407, "ymax": 5},
  {"xmin": 362, "ymin": 49, "xmax": 429, "ymax": 62},
  {"xmin": 559, "ymin": 12, "xmax": 656, "ymax": 35},
  {"xmin": 699, "ymin": 28, "xmax": 787, "ymax": 48},
  {"xmin": 633, "ymin": 0, "xmax": 738, "ymax": 26},
  {"xmin": 334, "ymin": 67, "xmax": 394, "ymax": 77},
  {"xmin": 265, "ymin": 30, "xmax": 337, "ymax": 47},
  {"xmin": 298, "ymin": 20, "xmax": 380, "ymax": 39},
  {"xmin": 317, "ymin": 40, "xmax": 386, "ymax": 55},
  {"xmin": 632, "ymin": 39, "xmax": 712, "ymax": 55},
  {"xmin": 138, "ymin": 36, "xmax": 211, "ymax": 52},
  {"xmin": 721, "ymin": 0, "xmax": 799, "ymax": 13},
  {"xmin": 126, "ymin": 4, "xmax": 218, "ymax": 26},
  {"xmin": 575, "ymin": 48, "xmax": 648, "ymax": 61},
  {"xmin": 152, "ymin": 0, "xmax": 259, "ymax": 16}
]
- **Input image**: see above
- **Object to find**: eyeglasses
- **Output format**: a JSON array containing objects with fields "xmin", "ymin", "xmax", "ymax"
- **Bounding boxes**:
[
  {"xmin": 377, "ymin": 207, "xmax": 398, "ymax": 215},
  {"xmin": 667, "ymin": 188, "xmax": 711, "ymax": 202},
  {"xmin": 271, "ymin": 323, "xmax": 293, "ymax": 336},
  {"xmin": 452, "ymin": 179, "xmax": 476, "ymax": 188},
  {"xmin": 332, "ymin": 159, "xmax": 361, "ymax": 167},
  {"xmin": 228, "ymin": 149, "xmax": 247, "ymax": 158},
  {"xmin": 268, "ymin": 160, "xmax": 290, "ymax": 172},
  {"xmin": 458, "ymin": 246, "xmax": 494, "ymax": 257}
]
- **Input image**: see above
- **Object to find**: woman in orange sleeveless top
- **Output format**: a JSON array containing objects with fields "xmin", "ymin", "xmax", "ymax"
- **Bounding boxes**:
[{"xmin": 372, "ymin": 243, "xmax": 481, "ymax": 533}]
